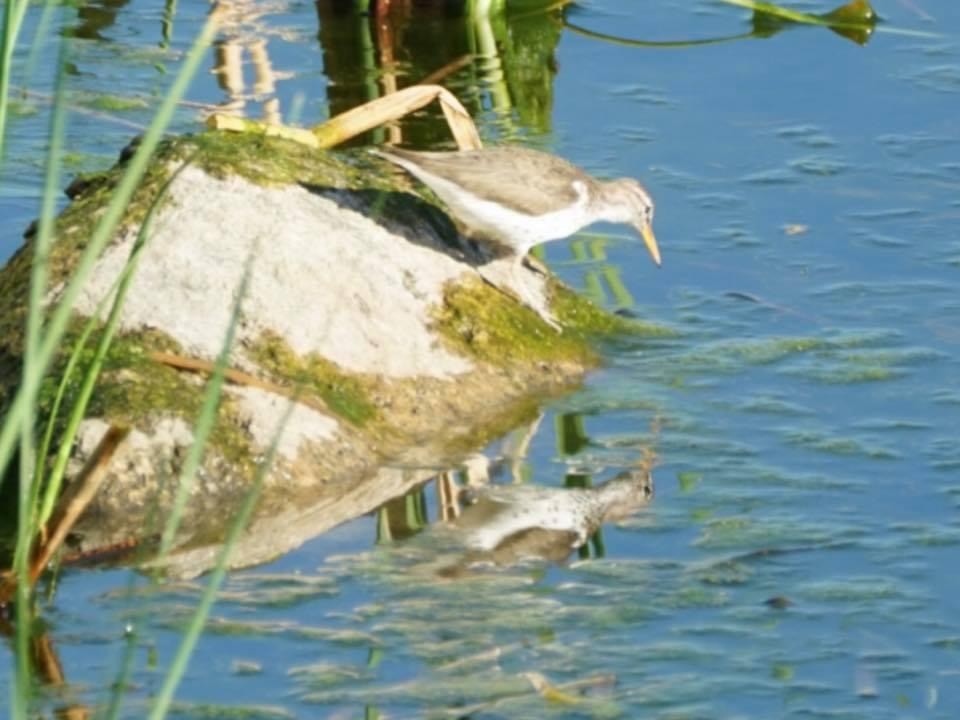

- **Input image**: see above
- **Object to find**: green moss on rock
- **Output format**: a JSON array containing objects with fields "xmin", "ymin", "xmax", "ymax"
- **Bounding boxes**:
[
  {"xmin": 433, "ymin": 277, "xmax": 671, "ymax": 368},
  {"xmin": 549, "ymin": 281, "xmax": 674, "ymax": 338},
  {"xmin": 38, "ymin": 324, "xmax": 256, "ymax": 478},
  {"xmin": 434, "ymin": 278, "xmax": 597, "ymax": 367},
  {"xmin": 184, "ymin": 130, "xmax": 382, "ymax": 192},
  {"xmin": 248, "ymin": 330, "xmax": 377, "ymax": 427}
]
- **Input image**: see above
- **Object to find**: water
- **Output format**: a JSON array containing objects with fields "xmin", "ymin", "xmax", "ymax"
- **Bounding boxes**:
[{"xmin": 2, "ymin": 0, "xmax": 960, "ymax": 717}]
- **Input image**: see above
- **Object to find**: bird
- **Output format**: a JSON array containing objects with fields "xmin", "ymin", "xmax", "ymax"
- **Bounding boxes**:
[
  {"xmin": 435, "ymin": 467, "xmax": 655, "ymax": 576},
  {"xmin": 373, "ymin": 146, "xmax": 661, "ymax": 329}
]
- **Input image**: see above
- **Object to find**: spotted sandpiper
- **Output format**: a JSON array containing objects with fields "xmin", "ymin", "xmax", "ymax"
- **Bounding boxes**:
[
  {"xmin": 435, "ymin": 467, "xmax": 654, "ymax": 576},
  {"xmin": 374, "ymin": 146, "xmax": 661, "ymax": 328}
]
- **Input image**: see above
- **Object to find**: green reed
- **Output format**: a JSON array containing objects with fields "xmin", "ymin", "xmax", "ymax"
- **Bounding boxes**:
[{"xmin": 0, "ymin": 2, "xmax": 263, "ymax": 717}]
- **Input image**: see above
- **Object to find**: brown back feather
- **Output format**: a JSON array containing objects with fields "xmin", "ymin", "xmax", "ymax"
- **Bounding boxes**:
[{"xmin": 381, "ymin": 147, "xmax": 589, "ymax": 216}]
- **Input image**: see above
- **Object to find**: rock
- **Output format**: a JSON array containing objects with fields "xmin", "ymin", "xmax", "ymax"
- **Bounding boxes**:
[{"xmin": 0, "ymin": 131, "xmax": 665, "ymax": 578}]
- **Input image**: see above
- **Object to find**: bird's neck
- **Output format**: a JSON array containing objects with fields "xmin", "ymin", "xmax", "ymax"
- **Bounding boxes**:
[
  {"xmin": 592, "ymin": 472, "xmax": 651, "ymax": 520},
  {"xmin": 590, "ymin": 181, "xmax": 631, "ymax": 223}
]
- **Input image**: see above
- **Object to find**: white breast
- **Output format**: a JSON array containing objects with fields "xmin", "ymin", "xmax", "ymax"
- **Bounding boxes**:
[{"xmin": 399, "ymin": 161, "xmax": 594, "ymax": 255}]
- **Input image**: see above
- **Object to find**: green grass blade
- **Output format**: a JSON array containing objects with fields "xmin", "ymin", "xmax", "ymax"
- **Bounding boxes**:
[
  {"xmin": 18, "ymin": 0, "xmax": 59, "ymax": 93},
  {"xmin": 31, "ymin": 292, "xmax": 109, "ymax": 520},
  {"xmin": 19, "ymin": 21, "xmax": 70, "ymax": 528},
  {"xmin": 466, "ymin": 0, "xmax": 507, "ymax": 17},
  {"xmin": 156, "ymin": 251, "xmax": 254, "ymax": 560},
  {"xmin": 161, "ymin": 0, "xmax": 178, "ymax": 49},
  {"xmin": 0, "ymin": 8, "xmax": 222, "ymax": 493},
  {"xmin": 11, "ymin": 23, "xmax": 71, "ymax": 718},
  {"xmin": 147, "ymin": 399, "xmax": 295, "ymax": 720},
  {"xmin": 0, "ymin": 0, "xmax": 30, "ymax": 166},
  {"xmin": 36, "ymin": 155, "xmax": 197, "ymax": 531},
  {"xmin": 103, "ymin": 621, "xmax": 140, "ymax": 720}
]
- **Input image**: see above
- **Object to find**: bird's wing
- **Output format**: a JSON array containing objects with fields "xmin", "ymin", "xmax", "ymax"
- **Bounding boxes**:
[{"xmin": 379, "ymin": 148, "xmax": 586, "ymax": 217}]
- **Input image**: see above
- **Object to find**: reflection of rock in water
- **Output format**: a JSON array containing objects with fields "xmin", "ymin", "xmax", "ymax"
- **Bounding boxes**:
[{"xmin": 437, "ymin": 468, "xmax": 654, "ymax": 578}]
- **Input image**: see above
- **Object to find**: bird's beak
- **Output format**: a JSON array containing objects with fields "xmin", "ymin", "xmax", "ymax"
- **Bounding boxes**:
[{"xmin": 637, "ymin": 223, "xmax": 662, "ymax": 267}]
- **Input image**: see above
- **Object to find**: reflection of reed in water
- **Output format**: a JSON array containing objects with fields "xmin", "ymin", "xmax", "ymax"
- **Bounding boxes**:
[
  {"xmin": 211, "ymin": 0, "xmax": 294, "ymax": 123},
  {"xmin": 315, "ymin": 0, "xmax": 563, "ymax": 145}
]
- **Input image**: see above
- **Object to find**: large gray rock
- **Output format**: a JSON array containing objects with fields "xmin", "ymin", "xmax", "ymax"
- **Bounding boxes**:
[{"xmin": 0, "ymin": 131, "xmax": 663, "ymax": 577}]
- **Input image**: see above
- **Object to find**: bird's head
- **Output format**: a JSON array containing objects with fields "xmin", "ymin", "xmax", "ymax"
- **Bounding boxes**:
[{"xmin": 603, "ymin": 178, "xmax": 661, "ymax": 267}]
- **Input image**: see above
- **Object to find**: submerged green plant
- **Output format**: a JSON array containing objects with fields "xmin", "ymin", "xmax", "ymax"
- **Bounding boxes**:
[{"xmin": 718, "ymin": 0, "xmax": 890, "ymax": 44}]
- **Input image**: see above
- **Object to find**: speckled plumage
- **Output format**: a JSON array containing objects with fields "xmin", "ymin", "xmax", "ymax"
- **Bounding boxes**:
[
  {"xmin": 452, "ymin": 468, "xmax": 655, "ymax": 559},
  {"xmin": 379, "ymin": 147, "xmax": 588, "ymax": 217}
]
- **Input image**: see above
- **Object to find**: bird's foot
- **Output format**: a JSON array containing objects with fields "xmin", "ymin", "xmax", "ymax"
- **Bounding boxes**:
[
  {"xmin": 539, "ymin": 309, "xmax": 563, "ymax": 333},
  {"xmin": 522, "ymin": 254, "xmax": 550, "ymax": 277},
  {"xmin": 514, "ymin": 294, "xmax": 562, "ymax": 333},
  {"xmin": 477, "ymin": 265, "xmax": 563, "ymax": 333}
]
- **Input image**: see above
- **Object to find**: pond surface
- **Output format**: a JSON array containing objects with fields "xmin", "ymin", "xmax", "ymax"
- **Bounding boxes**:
[{"xmin": 2, "ymin": 0, "xmax": 960, "ymax": 717}]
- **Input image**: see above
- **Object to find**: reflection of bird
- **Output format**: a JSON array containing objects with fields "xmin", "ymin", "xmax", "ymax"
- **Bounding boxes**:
[
  {"xmin": 374, "ymin": 146, "xmax": 661, "ymax": 328},
  {"xmin": 438, "ymin": 468, "xmax": 654, "ymax": 576}
]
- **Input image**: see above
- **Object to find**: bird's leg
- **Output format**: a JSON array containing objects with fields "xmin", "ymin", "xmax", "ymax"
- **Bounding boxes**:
[
  {"xmin": 511, "ymin": 255, "xmax": 562, "ymax": 333},
  {"xmin": 476, "ymin": 257, "xmax": 562, "ymax": 332},
  {"xmin": 522, "ymin": 253, "xmax": 550, "ymax": 277},
  {"xmin": 476, "ymin": 264, "xmax": 518, "ymax": 301}
]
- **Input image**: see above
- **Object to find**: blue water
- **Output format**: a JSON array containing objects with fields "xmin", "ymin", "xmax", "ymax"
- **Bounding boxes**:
[{"xmin": 3, "ymin": 0, "xmax": 960, "ymax": 717}]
